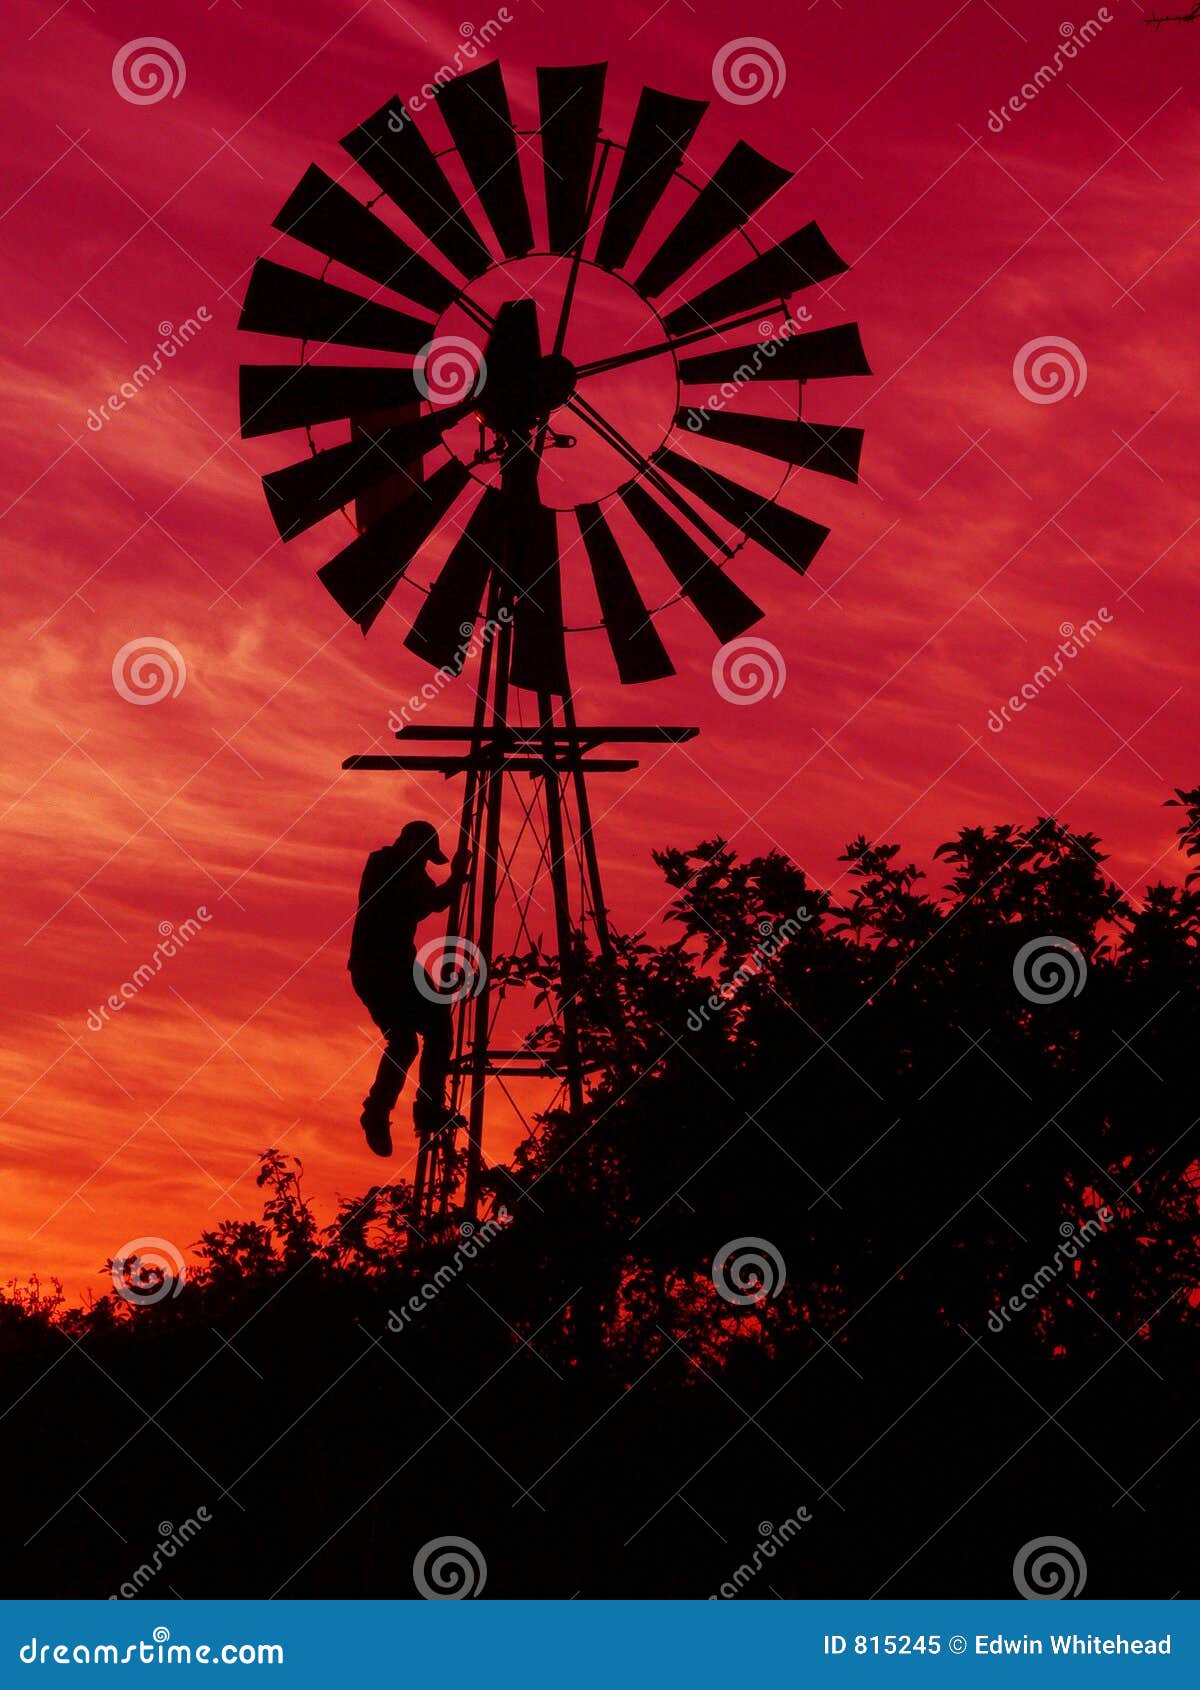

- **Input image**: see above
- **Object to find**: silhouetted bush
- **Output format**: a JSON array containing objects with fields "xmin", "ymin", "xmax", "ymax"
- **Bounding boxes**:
[{"xmin": 4, "ymin": 797, "xmax": 1197, "ymax": 1598}]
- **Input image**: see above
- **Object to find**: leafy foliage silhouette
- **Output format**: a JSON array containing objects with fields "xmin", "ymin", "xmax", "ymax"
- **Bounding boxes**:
[{"xmin": 3, "ymin": 796, "xmax": 1199, "ymax": 1597}]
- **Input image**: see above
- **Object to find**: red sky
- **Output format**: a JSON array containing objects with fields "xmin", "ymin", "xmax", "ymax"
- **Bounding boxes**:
[{"xmin": 2, "ymin": 0, "xmax": 1198, "ymax": 1295}]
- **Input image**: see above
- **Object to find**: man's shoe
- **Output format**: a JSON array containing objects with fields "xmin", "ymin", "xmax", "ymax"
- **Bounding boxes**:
[
  {"xmin": 413, "ymin": 1096, "xmax": 465, "ymax": 1138},
  {"xmin": 360, "ymin": 1102, "xmax": 393, "ymax": 1158}
]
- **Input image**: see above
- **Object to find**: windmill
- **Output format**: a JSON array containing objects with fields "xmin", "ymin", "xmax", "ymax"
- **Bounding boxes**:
[{"xmin": 237, "ymin": 60, "xmax": 870, "ymax": 1232}]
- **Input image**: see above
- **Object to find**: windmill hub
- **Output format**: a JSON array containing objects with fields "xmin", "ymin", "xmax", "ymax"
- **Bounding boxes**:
[
  {"xmin": 474, "ymin": 346, "xmax": 578, "ymax": 438},
  {"xmin": 535, "ymin": 353, "xmax": 577, "ymax": 411},
  {"xmin": 418, "ymin": 256, "xmax": 679, "ymax": 506}
]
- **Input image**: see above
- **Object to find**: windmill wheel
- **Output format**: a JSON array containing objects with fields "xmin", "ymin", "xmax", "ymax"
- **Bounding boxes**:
[{"xmin": 237, "ymin": 61, "xmax": 872, "ymax": 694}]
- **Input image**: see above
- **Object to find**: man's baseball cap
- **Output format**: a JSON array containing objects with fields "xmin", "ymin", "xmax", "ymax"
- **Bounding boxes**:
[{"xmin": 396, "ymin": 819, "xmax": 448, "ymax": 864}]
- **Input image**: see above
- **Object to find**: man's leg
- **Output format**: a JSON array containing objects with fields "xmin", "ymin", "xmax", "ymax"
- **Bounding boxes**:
[
  {"xmin": 365, "ymin": 1021, "xmax": 418, "ymax": 1117},
  {"xmin": 355, "ymin": 976, "xmax": 418, "ymax": 1156},
  {"xmin": 413, "ymin": 1001, "xmax": 454, "ymax": 1133}
]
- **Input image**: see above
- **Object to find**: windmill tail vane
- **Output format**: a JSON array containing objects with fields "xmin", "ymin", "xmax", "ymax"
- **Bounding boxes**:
[{"xmin": 236, "ymin": 58, "xmax": 871, "ymax": 1232}]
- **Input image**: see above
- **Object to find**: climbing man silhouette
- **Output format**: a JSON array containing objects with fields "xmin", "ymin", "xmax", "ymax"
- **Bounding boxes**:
[{"xmin": 349, "ymin": 820, "xmax": 471, "ymax": 1158}]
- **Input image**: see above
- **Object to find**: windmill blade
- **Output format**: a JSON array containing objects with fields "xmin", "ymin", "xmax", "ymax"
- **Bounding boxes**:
[
  {"xmin": 679, "ymin": 323, "xmax": 872, "ymax": 387},
  {"xmin": 635, "ymin": 142, "xmax": 792, "ymax": 300},
  {"xmin": 239, "ymin": 258, "xmax": 432, "ymax": 355},
  {"xmin": 262, "ymin": 400, "xmax": 475, "ymax": 539},
  {"xmin": 505, "ymin": 501, "xmax": 568, "ymax": 694},
  {"xmin": 578, "ymin": 503, "xmax": 675, "ymax": 684},
  {"xmin": 620, "ymin": 481, "xmax": 763, "ymax": 643},
  {"xmin": 341, "ymin": 97, "xmax": 491, "ymax": 279},
  {"xmin": 240, "ymin": 365, "xmax": 421, "ymax": 439},
  {"xmin": 272, "ymin": 165, "xmax": 457, "ymax": 314},
  {"xmin": 653, "ymin": 447, "xmax": 829, "ymax": 574},
  {"xmin": 676, "ymin": 409, "xmax": 864, "ymax": 482},
  {"xmin": 662, "ymin": 224, "xmax": 848, "ymax": 335},
  {"xmin": 404, "ymin": 488, "xmax": 503, "ymax": 672},
  {"xmin": 353, "ymin": 403, "xmax": 424, "ymax": 535},
  {"xmin": 318, "ymin": 458, "xmax": 471, "ymax": 634},
  {"xmin": 595, "ymin": 86, "xmax": 707, "ymax": 272},
  {"xmin": 538, "ymin": 63, "xmax": 607, "ymax": 254},
  {"xmin": 434, "ymin": 63, "xmax": 534, "ymax": 260}
]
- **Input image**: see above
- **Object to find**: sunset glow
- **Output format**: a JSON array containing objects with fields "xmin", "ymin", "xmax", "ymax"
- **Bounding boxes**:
[{"xmin": 2, "ymin": 0, "xmax": 1197, "ymax": 1295}]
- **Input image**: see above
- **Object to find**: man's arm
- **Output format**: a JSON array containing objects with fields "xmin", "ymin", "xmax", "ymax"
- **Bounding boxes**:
[{"xmin": 427, "ymin": 848, "xmax": 471, "ymax": 914}]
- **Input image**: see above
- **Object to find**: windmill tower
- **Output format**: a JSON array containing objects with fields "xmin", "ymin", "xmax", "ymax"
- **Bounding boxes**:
[{"xmin": 237, "ymin": 61, "xmax": 870, "ymax": 1233}]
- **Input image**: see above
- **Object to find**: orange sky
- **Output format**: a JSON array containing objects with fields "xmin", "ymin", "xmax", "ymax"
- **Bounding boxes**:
[{"xmin": 2, "ymin": 0, "xmax": 1198, "ymax": 1295}]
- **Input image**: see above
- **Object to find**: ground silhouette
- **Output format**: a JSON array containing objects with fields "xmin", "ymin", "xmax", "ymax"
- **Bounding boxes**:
[{"xmin": 3, "ymin": 794, "xmax": 1198, "ymax": 1598}]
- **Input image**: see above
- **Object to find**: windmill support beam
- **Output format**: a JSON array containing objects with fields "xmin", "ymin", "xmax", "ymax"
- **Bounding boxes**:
[
  {"xmin": 537, "ymin": 688, "xmax": 586, "ymax": 1128},
  {"xmin": 343, "ymin": 725, "xmax": 698, "ymax": 777},
  {"xmin": 386, "ymin": 724, "xmax": 698, "ymax": 743},
  {"xmin": 344, "ymin": 755, "xmax": 643, "ymax": 775}
]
